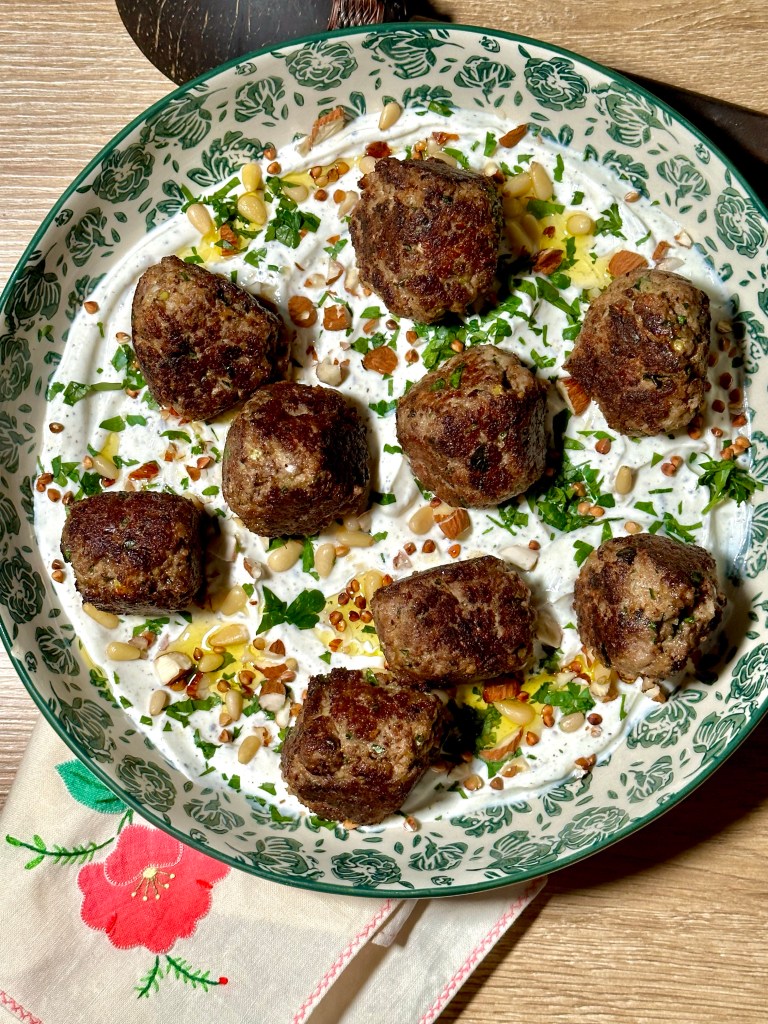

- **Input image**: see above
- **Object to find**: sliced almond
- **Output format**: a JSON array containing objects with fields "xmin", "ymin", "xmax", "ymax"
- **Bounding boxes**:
[
  {"xmin": 532, "ymin": 247, "xmax": 563, "ymax": 275},
  {"xmin": 259, "ymin": 678, "xmax": 287, "ymax": 712},
  {"xmin": 437, "ymin": 508, "xmax": 470, "ymax": 540},
  {"xmin": 128, "ymin": 460, "xmax": 160, "ymax": 481},
  {"xmin": 326, "ymin": 259, "xmax": 344, "ymax": 285},
  {"xmin": 154, "ymin": 652, "xmax": 193, "ymax": 686},
  {"xmin": 362, "ymin": 345, "xmax": 398, "ymax": 375},
  {"xmin": 288, "ymin": 295, "xmax": 317, "ymax": 328},
  {"xmin": 316, "ymin": 357, "xmax": 343, "ymax": 386},
  {"xmin": 479, "ymin": 729, "xmax": 523, "ymax": 764},
  {"xmin": 608, "ymin": 250, "xmax": 649, "ymax": 277},
  {"xmin": 499, "ymin": 125, "xmax": 527, "ymax": 148},
  {"xmin": 557, "ymin": 376, "xmax": 590, "ymax": 415},
  {"xmin": 481, "ymin": 680, "xmax": 521, "ymax": 703},
  {"xmin": 652, "ymin": 240, "xmax": 672, "ymax": 263},
  {"xmin": 500, "ymin": 543, "xmax": 539, "ymax": 571},
  {"xmin": 323, "ymin": 303, "xmax": 351, "ymax": 331},
  {"xmin": 296, "ymin": 105, "xmax": 347, "ymax": 156}
]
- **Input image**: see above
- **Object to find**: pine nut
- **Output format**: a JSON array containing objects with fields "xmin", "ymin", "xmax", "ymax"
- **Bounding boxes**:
[
  {"xmin": 91, "ymin": 454, "xmax": 119, "ymax": 479},
  {"xmin": 333, "ymin": 529, "xmax": 374, "ymax": 548},
  {"xmin": 497, "ymin": 699, "xmax": 535, "ymax": 725},
  {"xmin": 560, "ymin": 711, "xmax": 586, "ymax": 733},
  {"xmin": 530, "ymin": 161, "xmax": 553, "ymax": 201},
  {"xmin": 207, "ymin": 623, "xmax": 249, "ymax": 647},
  {"xmin": 238, "ymin": 734, "xmax": 262, "ymax": 765},
  {"xmin": 197, "ymin": 651, "xmax": 224, "ymax": 673},
  {"xmin": 219, "ymin": 584, "xmax": 248, "ymax": 616},
  {"xmin": 149, "ymin": 690, "xmax": 169, "ymax": 716},
  {"xmin": 314, "ymin": 542, "xmax": 336, "ymax": 578},
  {"xmin": 241, "ymin": 162, "xmax": 263, "ymax": 192},
  {"xmin": 283, "ymin": 183, "xmax": 309, "ymax": 203},
  {"xmin": 187, "ymin": 203, "xmax": 214, "ymax": 234},
  {"xmin": 566, "ymin": 212, "xmax": 594, "ymax": 235},
  {"xmin": 504, "ymin": 171, "xmax": 532, "ymax": 197},
  {"xmin": 625, "ymin": 520, "xmax": 642, "ymax": 534},
  {"xmin": 520, "ymin": 212, "xmax": 540, "ymax": 249},
  {"xmin": 267, "ymin": 539, "xmax": 303, "ymax": 572},
  {"xmin": 343, "ymin": 514, "xmax": 362, "ymax": 531},
  {"xmin": 83, "ymin": 603, "xmax": 119, "ymax": 629},
  {"xmin": 463, "ymin": 774, "xmax": 484, "ymax": 791},
  {"xmin": 237, "ymin": 192, "xmax": 267, "ymax": 225},
  {"xmin": 614, "ymin": 465, "xmax": 634, "ymax": 495},
  {"xmin": 338, "ymin": 190, "xmax": 359, "ymax": 217},
  {"xmin": 359, "ymin": 155, "xmax": 376, "ymax": 174},
  {"xmin": 506, "ymin": 220, "xmax": 533, "ymax": 255},
  {"xmin": 408, "ymin": 505, "xmax": 435, "ymax": 535},
  {"xmin": 225, "ymin": 688, "xmax": 244, "ymax": 722},
  {"xmin": 106, "ymin": 641, "xmax": 142, "ymax": 662},
  {"xmin": 378, "ymin": 100, "xmax": 402, "ymax": 131},
  {"xmin": 360, "ymin": 569, "xmax": 384, "ymax": 603}
]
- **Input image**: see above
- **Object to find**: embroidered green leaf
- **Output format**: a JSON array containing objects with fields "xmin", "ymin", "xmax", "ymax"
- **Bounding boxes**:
[
  {"xmin": 5, "ymin": 832, "xmax": 117, "ymax": 867},
  {"xmin": 56, "ymin": 760, "xmax": 127, "ymax": 814},
  {"xmin": 136, "ymin": 957, "xmax": 163, "ymax": 999}
]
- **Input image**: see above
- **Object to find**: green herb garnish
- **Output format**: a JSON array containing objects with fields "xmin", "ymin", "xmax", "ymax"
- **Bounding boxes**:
[
  {"xmin": 696, "ymin": 456, "xmax": 763, "ymax": 514},
  {"xmin": 256, "ymin": 586, "xmax": 325, "ymax": 634}
]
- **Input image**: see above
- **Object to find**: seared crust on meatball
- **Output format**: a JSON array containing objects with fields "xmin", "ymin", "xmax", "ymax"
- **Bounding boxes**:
[
  {"xmin": 349, "ymin": 158, "xmax": 503, "ymax": 324},
  {"xmin": 396, "ymin": 345, "xmax": 548, "ymax": 507},
  {"xmin": 281, "ymin": 668, "xmax": 446, "ymax": 824},
  {"xmin": 573, "ymin": 533, "xmax": 725, "ymax": 684},
  {"xmin": 371, "ymin": 555, "xmax": 534, "ymax": 683},
  {"xmin": 132, "ymin": 255, "xmax": 287, "ymax": 421},
  {"xmin": 564, "ymin": 268, "xmax": 710, "ymax": 436},
  {"xmin": 222, "ymin": 381, "xmax": 370, "ymax": 537},
  {"xmin": 61, "ymin": 491, "xmax": 205, "ymax": 614}
]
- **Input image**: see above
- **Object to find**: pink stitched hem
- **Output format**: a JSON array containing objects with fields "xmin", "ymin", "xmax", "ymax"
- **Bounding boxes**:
[
  {"xmin": 417, "ymin": 878, "xmax": 547, "ymax": 1024},
  {"xmin": 0, "ymin": 990, "xmax": 43, "ymax": 1024},
  {"xmin": 292, "ymin": 899, "xmax": 395, "ymax": 1024}
]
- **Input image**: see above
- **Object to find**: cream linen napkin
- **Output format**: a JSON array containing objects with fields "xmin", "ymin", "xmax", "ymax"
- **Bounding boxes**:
[{"xmin": 0, "ymin": 720, "xmax": 545, "ymax": 1024}]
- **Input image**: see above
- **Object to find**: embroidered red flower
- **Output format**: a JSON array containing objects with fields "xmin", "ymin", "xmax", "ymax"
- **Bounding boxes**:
[{"xmin": 78, "ymin": 823, "xmax": 229, "ymax": 953}]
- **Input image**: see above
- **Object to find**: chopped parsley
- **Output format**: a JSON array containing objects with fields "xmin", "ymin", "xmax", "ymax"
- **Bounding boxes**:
[
  {"xmin": 593, "ymin": 202, "xmax": 626, "ymax": 239},
  {"xmin": 659, "ymin": 511, "xmax": 701, "ymax": 544},
  {"xmin": 487, "ymin": 503, "xmax": 529, "ymax": 535},
  {"xmin": 165, "ymin": 694, "xmax": 221, "ymax": 728},
  {"xmin": 573, "ymin": 539, "xmax": 594, "ymax": 566},
  {"xmin": 531, "ymin": 680, "xmax": 595, "ymax": 716},
  {"xmin": 256, "ymin": 586, "xmax": 325, "ymax": 634},
  {"xmin": 371, "ymin": 491, "xmax": 397, "ymax": 506},
  {"xmin": 264, "ymin": 177, "xmax": 321, "ymax": 248},
  {"xmin": 696, "ymin": 456, "xmax": 763, "ymax": 514},
  {"xmin": 534, "ymin": 453, "xmax": 614, "ymax": 534}
]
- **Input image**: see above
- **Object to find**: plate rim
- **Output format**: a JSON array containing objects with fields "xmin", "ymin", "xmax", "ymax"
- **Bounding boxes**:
[{"xmin": 2, "ymin": 21, "xmax": 767, "ymax": 898}]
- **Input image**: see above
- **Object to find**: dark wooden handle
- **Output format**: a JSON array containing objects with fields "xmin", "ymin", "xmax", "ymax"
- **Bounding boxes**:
[{"xmin": 327, "ymin": 0, "xmax": 412, "ymax": 28}]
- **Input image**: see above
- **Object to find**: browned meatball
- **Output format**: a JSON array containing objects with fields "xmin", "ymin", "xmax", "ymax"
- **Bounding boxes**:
[
  {"xmin": 131, "ymin": 255, "xmax": 287, "ymax": 421},
  {"xmin": 60, "ymin": 491, "xmax": 205, "ymax": 614},
  {"xmin": 222, "ymin": 381, "xmax": 370, "ymax": 537},
  {"xmin": 573, "ymin": 533, "xmax": 725, "ymax": 684},
  {"xmin": 563, "ymin": 268, "xmax": 710, "ymax": 436},
  {"xmin": 371, "ymin": 555, "xmax": 534, "ymax": 683},
  {"xmin": 396, "ymin": 345, "xmax": 548, "ymax": 507},
  {"xmin": 281, "ymin": 668, "xmax": 446, "ymax": 825},
  {"xmin": 349, "ymin": 158, "xmax": 503, "ymax": 324}
]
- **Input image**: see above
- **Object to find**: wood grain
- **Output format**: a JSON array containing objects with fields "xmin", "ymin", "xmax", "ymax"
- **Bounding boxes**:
[{"xmin": 1, "ymin": 2, "xmax": 767, "ymax": 1020}]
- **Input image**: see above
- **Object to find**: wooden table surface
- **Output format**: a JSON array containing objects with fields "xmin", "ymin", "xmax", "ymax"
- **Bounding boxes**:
[{"xmin": 2, "ymin": 1, "xmax": 768, "ymax": 1020}]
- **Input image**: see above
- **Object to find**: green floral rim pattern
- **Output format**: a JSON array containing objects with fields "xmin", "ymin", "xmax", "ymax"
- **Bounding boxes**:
[{"xmin": 2, "ymin": 24, "xmax": 768, "ymax": 898}]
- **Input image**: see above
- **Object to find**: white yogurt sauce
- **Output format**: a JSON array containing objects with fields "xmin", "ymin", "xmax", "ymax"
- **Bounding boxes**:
[{"xmin": 36, "ymin": 106, "xmax": 744, "ymax": 826}]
